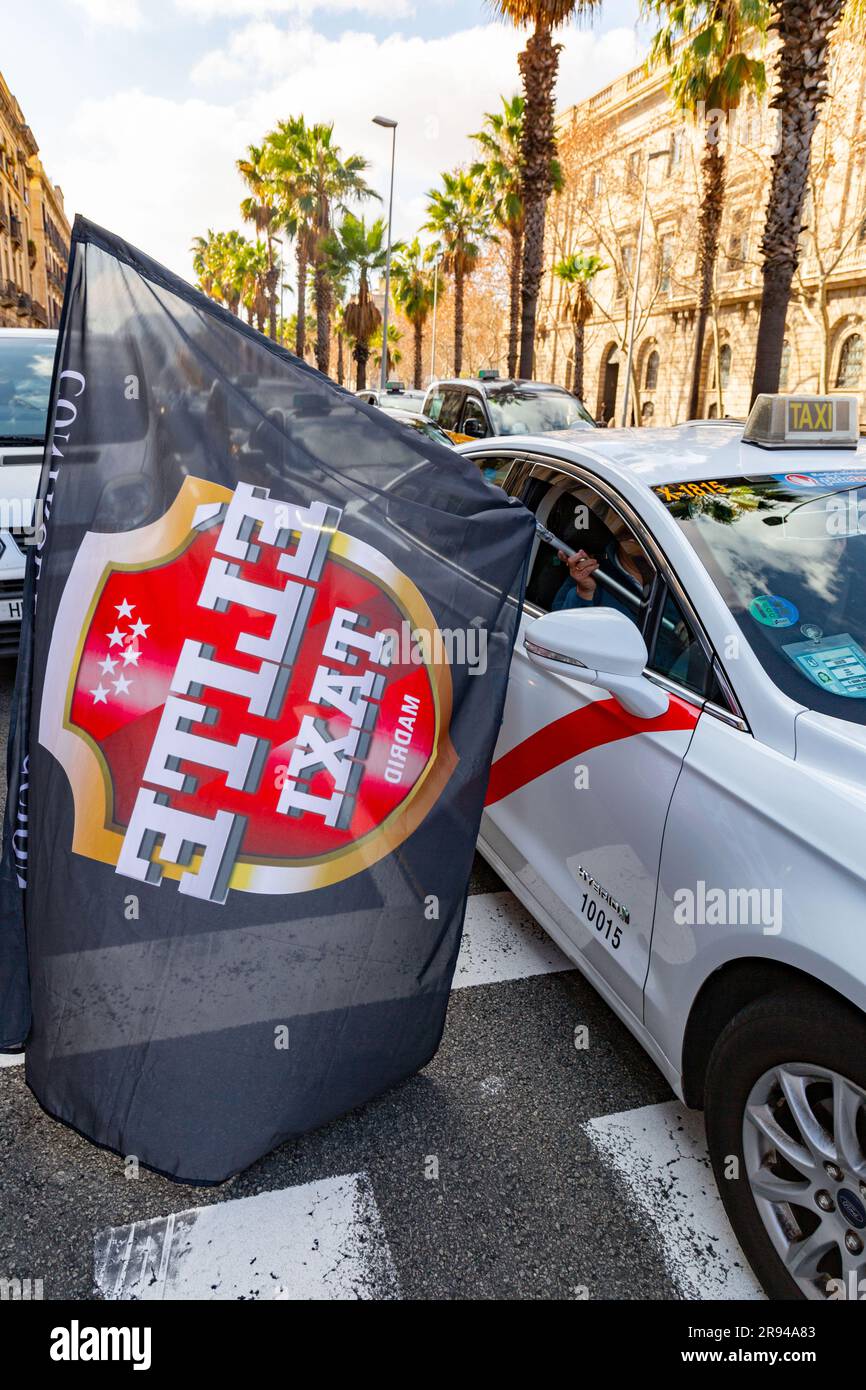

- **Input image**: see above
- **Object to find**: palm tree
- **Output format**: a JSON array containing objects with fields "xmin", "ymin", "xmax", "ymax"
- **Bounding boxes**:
[
  {"xmin": 237, "ymin": 143, "xmax": 280, "ymax": 338},
  {"xmin": 265, "ymin": 116, "xmax": 314, "ymax": 360},
  {"xmin": 284, "ymin": 122, "xmax": 378, "ymax": 378},
  {"xmin": 491, "ymin": 2, "xmax": 602, "ymax": 378},
  {"xmin": 372, "ymin": 322, "xmax": 403, "ymax": 378},
  {"xmin": 471, "ymin": 95, "xmax": 526, "ymax": 377},
  {"xmin": 236, "ymin": 239, "xmax": 271, "ymax": 331},
  {"xmin": 553, "ymin": 251, "xmax": 606, "ymax": 399},
  {"xmin": 645, "ymin": 0, "xmax": 768, "ymax": 418},
  {"xmin": 191, "ymin": 229, "xmax": 248, "ymax": 315},
  {"xmin": 327, "ymin": 213, "xmax": 389, "ymax": 390},
  {"xmin": 390, "ymin": 238, "xmax": 441, "ymax": 389},
  {"xmin": 424, "ymin": 171, "xmax": 492, "ymax": 377},
  {"xmin": 750, "ymin": 0, "xmax": 863, "ymax": 401}
]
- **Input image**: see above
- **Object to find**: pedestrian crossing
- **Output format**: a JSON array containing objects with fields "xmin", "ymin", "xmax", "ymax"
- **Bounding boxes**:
[{"xmin": 85, "ymin": 868, "xmax": 760, "ymax": 1302}]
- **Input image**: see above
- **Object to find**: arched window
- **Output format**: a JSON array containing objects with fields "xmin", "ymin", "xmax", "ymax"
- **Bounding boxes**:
[
  {"xmin": 779, "ymin": 340, "xmax": 791, "ymax": 391},
  {"xmin": 836, "ymin": 333, "xmax": 864, "ymax": 389},
  {"xmin": 644, "ymin": 349, "xmax": 659, "ymax": 392},
  {"xmin": 641, "ymin": 399, "xmax": 655, "ymax": 421},
  {"xmin": 719, "ymin": 343, "xmax": 732, "ymax": 390}
]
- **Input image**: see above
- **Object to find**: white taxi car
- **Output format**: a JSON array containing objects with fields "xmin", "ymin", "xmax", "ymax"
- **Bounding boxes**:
[{"xmin": 462, "ymin": 394, "xmax": 866, "ymax": 1302}]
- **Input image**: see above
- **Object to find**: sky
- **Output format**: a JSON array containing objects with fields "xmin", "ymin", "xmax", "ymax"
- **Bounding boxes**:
[{"xmin": 7, "ymin": 0, "xmax": 647, "ymax": 282}]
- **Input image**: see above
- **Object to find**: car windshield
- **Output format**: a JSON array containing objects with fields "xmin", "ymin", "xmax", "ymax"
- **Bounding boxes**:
[
  {"xmin": 486, "ymin": 386, "xmax": 594, "ymax": 436},
  {"xmin": 0, "ymin": 336, "xmax": 55, "ymax": 442},
  {"xmin": 657, "ymin": 471, "xmax": 866, "ymax": 725}
]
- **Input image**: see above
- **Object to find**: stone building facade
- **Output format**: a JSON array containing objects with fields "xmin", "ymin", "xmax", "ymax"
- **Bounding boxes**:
[
  {"xmin": 533, "ymin": 30, "xmax": 866, "ymax": 426},
  {"xmin": 0, "ymin": 69, "xmax": 69, "ymax": 331}
]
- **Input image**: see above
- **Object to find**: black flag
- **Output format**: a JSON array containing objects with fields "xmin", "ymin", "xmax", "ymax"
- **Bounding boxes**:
[{"xmin": 0, "ymin": 218, "xmax": 533, "ymax": 1182}]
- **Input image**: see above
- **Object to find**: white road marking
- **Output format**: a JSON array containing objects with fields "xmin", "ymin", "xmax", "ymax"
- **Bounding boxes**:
[
  {"xmin": 93, "ymin": 1173, "xmax": 399, "ymax": 1301},
  {"xmin": 454, "ymin": 890, "xmax": 571, "ymax": 989},
  {"xmin": 0, "ymin": 1051, "xmax": 24, "ymax": 1068},
  {"xmin": 584, "ymin": 1101, "xmax": 764, "ymax": 1300}
]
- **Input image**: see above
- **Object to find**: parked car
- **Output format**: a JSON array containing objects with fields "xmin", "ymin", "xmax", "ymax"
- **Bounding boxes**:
[
  {"xmin": 356, "ymin": 382, "xmax": 427, "ymax": 412},
  {"xmin": 377, "ymin": 406, "xmax": 455, "ymax": 449},
  {"xmin": 423, "ymin": 370, "xmax": 596, "ymax": 444},
  {"xmin": 0, "ymin": 328, "xmax": 55, "ymax": 655},
  {"xmin": 460, "ymin": 393, "xmax": 866, "ymax": 1301}
]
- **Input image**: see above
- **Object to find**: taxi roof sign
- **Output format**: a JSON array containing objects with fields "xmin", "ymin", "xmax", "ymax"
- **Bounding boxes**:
[{"xmin": 744, "ymin": 393, "xmax": 860, "ymax": 450}]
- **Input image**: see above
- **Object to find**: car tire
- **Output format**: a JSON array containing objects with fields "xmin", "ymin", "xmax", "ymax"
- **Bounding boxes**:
[{"xmin": 704, "ymin": 987, "xmax": 866, "ymax": 1301}]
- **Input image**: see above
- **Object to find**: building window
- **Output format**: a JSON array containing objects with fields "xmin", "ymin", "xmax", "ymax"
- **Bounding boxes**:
[
  {"xmin": 617, "ymin": 244, "xmax": 634, "ymax": 299},
  {"xmin": 726, "ymin": 210, "xmax": 749, "ymax": 270},
  {"xmin": 779, "ymin": 340, "xmax": 791, "ymax": 390},
  {"xmin": 719, "ymin": 343, "xmax": 732, "ymax": 390},
  {"xmin": 628, "ymin": 150, "xmax": 641, "ymax": 182},
  {"xmin": 659, "ymin": 236, "xmax": 674, "ymax": 295},
  {"xmin": 668, "ymin": 128, "xmax": 684, "ymax": 173},
  {"xmin": 836, "ymin": 332, "xmax": 864, "ymax": 388},
  {"xmin": 644, "ymin": 349, "xmax": 659, "ymax": 391},
  {"xmin": 708, "ymin": 402, "xmax": 719, "ymax": 418},
  {"xmin": 641, "ymin": 400, "xmax": 655, "ymax": 422},
  {"xmin": 591, "ymin": 171, "xmax": 603, "ymax": 200}
]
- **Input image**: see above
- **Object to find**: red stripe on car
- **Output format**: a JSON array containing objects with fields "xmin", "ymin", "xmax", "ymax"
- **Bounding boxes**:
[{"xmin": 484, "ymin": 694, "xmax": 700, "ymax": 808}]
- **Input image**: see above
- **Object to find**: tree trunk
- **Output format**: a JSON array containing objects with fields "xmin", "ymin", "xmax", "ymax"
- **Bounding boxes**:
[
  {"xmin": 295, "ymin": 239, "xmax": 307, "ymax": 359},
  {"xmin": 337, "ymin": 331, "xmax": 345, "ymax": 387},
  {"xmin": 454, "ymin": 268, "xmax": 465, "ymax": 378},
  {"xmin": 508, "ymin": 224, "xmax": 522, "ymax": 378},
  {"xmin": 354, "ymin": 341, "xmax": 370, "ymax": 391},
  {"xmin": 689, "ymin": 138, "xmax": 726, "ymax": 419},
  {"xmin": 750, "ymin": 0, "xmax": 844, "ymax": 403},
  {"xmin": 517, "ymin": 25, "xmax": 562, "ymax": 380},
  {"xmin": 572, "ymin": 321, "xmax": 585, "ymax": 402},
  {"xmin": 266, "ymin": 234, "xmax": 277, "ymax": 341},
  {"xmin": 314, "ymin": 256, "xmax": 331, "ymax": 377},
  {"xmin": 413, "ymin": 319, "xmax": 423, "ymax": 390}
]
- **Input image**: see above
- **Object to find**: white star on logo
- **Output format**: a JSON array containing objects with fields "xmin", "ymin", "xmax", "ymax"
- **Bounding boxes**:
[
  {"xmin": 107, "ymin": 626, "xmax": 125, "ymax": 647},
  {"xmin": 91, "ymin": 683, "xmax": 109, "ymax": 704},
  {"xmin": 128, "ymin": 617, "xmax": 150, "ymax": 640},
  {"xmin": 115, "ymin": 598, "xmax": 135, "ymax": 619},
  {"xmin": 121, "ymin": 645, "xmax": 141, "ymax": 667},
  {"xmin": 98, "ymin": 653, "xmax": 118, "ymax": 675},
  {"xmin": 113, "ymin": 673, "xmax": 132, "ymax": 696}
]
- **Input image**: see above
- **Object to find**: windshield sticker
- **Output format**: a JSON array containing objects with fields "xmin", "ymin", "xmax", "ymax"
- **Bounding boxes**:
[
  {"xmin": 782, "ymin": 634, "xmax": 866, "ymax": 699},
  {"xmin": 654, "ymin": 480, "xmax": 730, "ymax": 504},
  {"xmin": 749, "ymin": 595, "xmax": 800, "ymax": 629},
  {"xmin": 773, "ymin": 470, "xmax": 866, "ymax": 490}
]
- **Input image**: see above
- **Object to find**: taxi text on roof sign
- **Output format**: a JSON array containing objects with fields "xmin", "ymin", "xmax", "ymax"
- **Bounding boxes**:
[{"xmin": 744, "ymin": 393, "xmax": 861, "ymax": 450}]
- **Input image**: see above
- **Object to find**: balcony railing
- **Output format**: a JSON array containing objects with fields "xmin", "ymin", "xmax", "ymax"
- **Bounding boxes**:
[
  {"xmin": 31, "ymin": 299, "xmax": 48, "ymax": 326},
  {"xmin": 15, "ymin": 291, "xmax": 31, "ymax": 317},
  {"xmin": 0, "ymin": 279, "xmax": 17, "ymax": 308},
  {"xmin": 9, "ymin": 215, "xmax": 22, "ymax": 246}
]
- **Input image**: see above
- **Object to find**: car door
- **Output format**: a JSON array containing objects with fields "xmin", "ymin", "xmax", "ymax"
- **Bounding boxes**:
[
  {"xmin": 479, "ymin": 457, "xmax": 716, "ymax": 1019},
  {"xmin": 424, "ymin": 385, "xmax": 466, "ymax": 441}
]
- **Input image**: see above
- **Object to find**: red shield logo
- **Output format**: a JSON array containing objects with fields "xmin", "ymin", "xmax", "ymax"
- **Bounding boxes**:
[{"xmin": 39, "ymin": 476, "xmax": 456, "ymax": 900}]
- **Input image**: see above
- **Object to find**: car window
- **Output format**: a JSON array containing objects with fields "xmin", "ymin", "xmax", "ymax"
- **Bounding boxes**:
[
  {"xmin": 522, "ymin": 476, "xmax": 654, "ymax": 637},
  {"xmin": 649, "ymin": 588, "xmax": 716, "ymax": 698},
  {"xmin": 425, "ymin": 387, "xmax": 463, "ymax": 432},
  {"xmin": 0, "ymin": 335, "xmax": 56, "ymax": 442},
  {"xmin": 485, "ymin": 386, "xmax": 595, "ymax": 436},
  {"xmin": 461, "ymin": 394, "xmax": 488, "ymax": 434}
]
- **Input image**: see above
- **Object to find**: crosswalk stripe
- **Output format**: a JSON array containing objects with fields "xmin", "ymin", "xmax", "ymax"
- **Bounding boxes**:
[
  {"xmin": 93, "ymin": 1173, "xmax": 400, "ymax": 1301},
  {"xmin": 454, "ymin": 889, "xmax": 572, "ymax": 989},
  {"xmin": 583, "ymin": 1101, "xmax": 764, "ymax": 1300}
]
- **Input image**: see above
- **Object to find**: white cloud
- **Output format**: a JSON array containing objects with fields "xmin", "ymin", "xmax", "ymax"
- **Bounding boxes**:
[
  {"xmin": 57, "ymin": 20, "xmax": 644, "ymax": 280},
  {"xmin": 70, "ymin": 0, "xmax": 144, "ymax": 27},
  {"xmin": 177, "ymin": 0, "xmax": 414, "ymax": 16}
]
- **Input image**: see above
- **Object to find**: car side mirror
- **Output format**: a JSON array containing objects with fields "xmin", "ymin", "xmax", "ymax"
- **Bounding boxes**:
[
  {"xmin": 462, "ymin": 418, "xmax": 487, "ymax": 439},
  {"xmin": 524, "ymin": 608, "xmax": 670, "ymax": 720}
]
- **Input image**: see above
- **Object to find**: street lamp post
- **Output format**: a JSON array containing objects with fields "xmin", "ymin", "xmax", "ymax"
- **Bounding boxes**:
[
  {"xmin": 429, "ymin": 250, "xmax": 441, "ymax": 384},
  {"xmin": 373, "ymin": 115, "xmax": 397, "ymax": 391},
  {"xmin": 621, "ymin": 145, "xmax": 670, "ymax": 428}
]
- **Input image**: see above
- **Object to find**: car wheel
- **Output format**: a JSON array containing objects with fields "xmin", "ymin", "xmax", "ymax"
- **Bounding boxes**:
[{"xmin": 705, "ymin": 989, "xmax": 866, "ymax": 1301}]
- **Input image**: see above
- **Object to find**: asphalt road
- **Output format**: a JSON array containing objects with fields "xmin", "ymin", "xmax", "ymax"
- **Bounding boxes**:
[{"xmin": 0, "ymin": 662, "xmax": 759, "ymax": 1302}]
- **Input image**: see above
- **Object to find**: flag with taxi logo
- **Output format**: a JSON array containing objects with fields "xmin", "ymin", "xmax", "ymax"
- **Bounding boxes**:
[{"xmin": 0, "ymin": 217, "xmax": 533, "ymax": 1182}]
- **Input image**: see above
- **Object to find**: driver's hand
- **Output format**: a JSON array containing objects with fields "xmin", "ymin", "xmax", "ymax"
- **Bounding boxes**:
[{"xmin": 560, "ymin": 548, "xmax": 598, "ymax": 601}]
